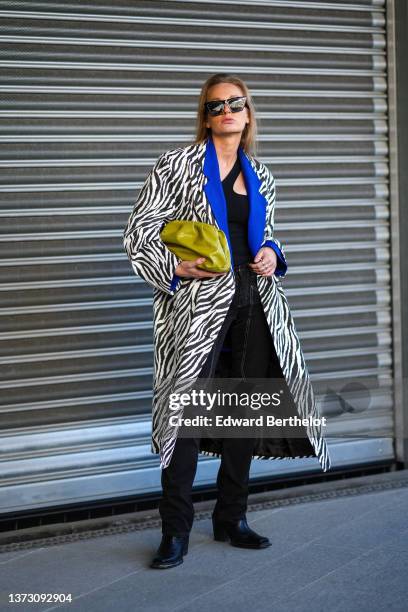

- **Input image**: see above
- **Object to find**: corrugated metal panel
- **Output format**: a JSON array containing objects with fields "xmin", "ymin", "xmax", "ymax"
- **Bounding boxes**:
[{"xmin": 0, "ymin": 0, "xmax": 394, "ymax": 514}]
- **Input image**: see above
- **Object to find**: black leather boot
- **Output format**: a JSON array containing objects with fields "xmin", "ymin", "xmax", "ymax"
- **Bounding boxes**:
[
  {"xmin": 212, "ymin": 515, "xmax": 271, "ymax": 549},
  {"xmin": 150, "ymin": 534, "xmax": 189, "ymax": 569}
]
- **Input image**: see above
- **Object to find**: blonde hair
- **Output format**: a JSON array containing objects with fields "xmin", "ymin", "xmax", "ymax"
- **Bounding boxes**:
[{"xmin": 193, "ymin": 73, "xmax": 258, "ymax": 156}]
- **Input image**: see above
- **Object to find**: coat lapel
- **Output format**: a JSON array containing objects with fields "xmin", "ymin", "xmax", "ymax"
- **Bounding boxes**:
[{"xmin": 202, "ymin": 134, "xmax": 268, "ymax": 266}]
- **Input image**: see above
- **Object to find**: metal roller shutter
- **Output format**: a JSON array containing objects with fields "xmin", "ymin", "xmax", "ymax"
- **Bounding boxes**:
[{"xmin": 0, "ymin": 0, "xmax": 394, "ymax": 514}]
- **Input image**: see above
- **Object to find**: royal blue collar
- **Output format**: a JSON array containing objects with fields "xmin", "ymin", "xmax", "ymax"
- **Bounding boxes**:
[{"xmin": 203, "ymin": 134, "xmax": 267, "ymax": 266}]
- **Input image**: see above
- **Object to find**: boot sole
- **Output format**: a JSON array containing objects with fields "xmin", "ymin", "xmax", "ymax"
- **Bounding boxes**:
[
  {"xmin": 150, "ymin": 558, "xmax": 184, "ymax": 569},
  {"xmin": 229, "ymin": 540, "xmax": 272, "ymax": 549},
  {"xmin": 214, "ymin": 530, "xmax": 272, "ymax": 549}
]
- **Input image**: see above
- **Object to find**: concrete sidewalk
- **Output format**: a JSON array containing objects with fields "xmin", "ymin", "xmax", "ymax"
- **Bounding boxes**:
[{"xmin": 0, "ymin": 471, "xmax": 407, "ymax": 612}]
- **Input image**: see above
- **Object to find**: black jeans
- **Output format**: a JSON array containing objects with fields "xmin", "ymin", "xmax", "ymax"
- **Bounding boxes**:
[{"xmin": 159, "ymin": 263, "xmax": 276, "ymax": 536}]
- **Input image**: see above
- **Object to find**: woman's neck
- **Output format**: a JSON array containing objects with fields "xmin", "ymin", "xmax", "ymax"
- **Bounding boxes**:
[{"xmin": 211, "ymin": 133, "xmax": 240, "ymax": 169}]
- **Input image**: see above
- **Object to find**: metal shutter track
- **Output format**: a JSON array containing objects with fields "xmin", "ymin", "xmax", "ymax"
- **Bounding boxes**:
[{"xmin": 0, "ymin": 0, "xmax": 393, "ymax": 514}]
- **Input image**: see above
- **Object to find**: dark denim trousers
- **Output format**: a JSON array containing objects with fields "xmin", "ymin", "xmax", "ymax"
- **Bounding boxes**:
[{"xmin": 159, "ymin": 263, "xmax": 278, "ymax": 535}]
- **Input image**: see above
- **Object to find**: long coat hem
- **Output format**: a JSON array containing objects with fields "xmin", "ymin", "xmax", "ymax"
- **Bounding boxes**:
[{"xmin": 154, "ymin": 447, "xmax": 328, "ymax": 471}]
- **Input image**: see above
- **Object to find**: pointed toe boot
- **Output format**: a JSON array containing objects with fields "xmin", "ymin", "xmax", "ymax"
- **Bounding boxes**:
[
  {"xmin": 212, "ymin": 515, "xmax": 271, "ymax": 549},
  {"xmin": 150, "ymin": 534, "xmax": 189, "ymax": 569}
]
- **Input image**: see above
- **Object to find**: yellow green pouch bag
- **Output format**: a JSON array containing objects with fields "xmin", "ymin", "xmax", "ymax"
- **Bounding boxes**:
[{"xmin": 160, "ymin": 220, "xmax": 231, "ymax": 273}]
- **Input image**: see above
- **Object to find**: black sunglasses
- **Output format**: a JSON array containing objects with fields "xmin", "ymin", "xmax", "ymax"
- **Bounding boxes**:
[{"xmin": 205, "ymin": 96, "xmax": 248, "ymax": 117}]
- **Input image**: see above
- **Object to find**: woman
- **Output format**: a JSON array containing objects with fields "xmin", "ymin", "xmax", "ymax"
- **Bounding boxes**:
[{"xmin": 123, "ymin": 73, "xmax": 331, "ymax": 570}]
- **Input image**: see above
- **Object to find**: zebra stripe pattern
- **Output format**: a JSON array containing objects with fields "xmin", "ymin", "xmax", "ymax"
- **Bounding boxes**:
[{"xmin": 124, "ymin": 139, "xmax": 332, "ymax": 474}]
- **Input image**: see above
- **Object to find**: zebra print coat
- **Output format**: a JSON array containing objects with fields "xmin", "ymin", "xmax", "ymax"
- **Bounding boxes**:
[{"xmin": 123, "ymin": 135, "xmax": 332, "ymax": 473}]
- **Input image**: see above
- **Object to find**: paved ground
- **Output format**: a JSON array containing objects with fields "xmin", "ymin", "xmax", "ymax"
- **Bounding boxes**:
[{"xmin": 0, "ymin": 472, "xmax": 407, "ymax": 612}]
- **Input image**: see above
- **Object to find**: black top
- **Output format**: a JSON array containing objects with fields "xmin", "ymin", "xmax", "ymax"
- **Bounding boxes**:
[{"xmin": 221, "ymin": 156, "xmax": 253, "ymax": 265}]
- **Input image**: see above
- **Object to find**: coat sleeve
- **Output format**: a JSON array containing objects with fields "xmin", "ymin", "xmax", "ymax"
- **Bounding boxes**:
[
  {"xmin": 260, "ymin": 166, "xmax": 288, "ymax": 279},
  {"xmin": 123, "ymin": 152, "xmax": 184, "ymax": 295}
]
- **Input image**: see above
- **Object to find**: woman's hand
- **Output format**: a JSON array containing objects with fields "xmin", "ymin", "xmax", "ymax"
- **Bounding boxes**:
[
  {"xmin": 248, "ymin": 247, "xmax": 277, "ymax": 277},
  {"xmin": 175, "ymin": 257, "xmax": 227, "ymax": 279}
]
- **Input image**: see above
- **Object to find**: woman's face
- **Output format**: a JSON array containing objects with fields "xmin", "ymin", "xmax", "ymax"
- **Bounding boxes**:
[{"xmin": 204, "ymin": 82, "xmax": 250, "ymax": 138}]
